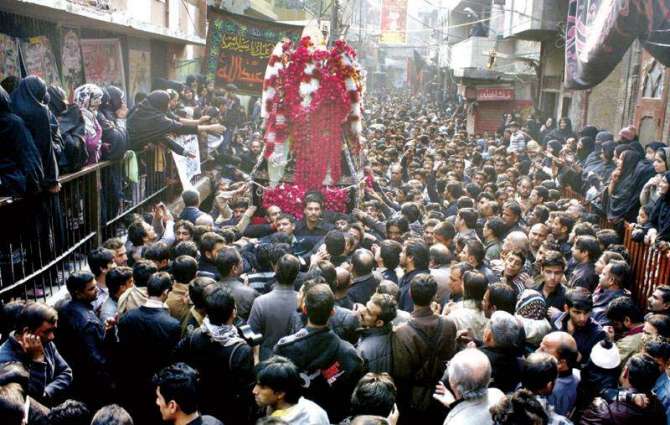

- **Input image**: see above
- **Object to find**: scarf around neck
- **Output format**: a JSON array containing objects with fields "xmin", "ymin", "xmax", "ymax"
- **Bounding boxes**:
[{"xmin": 202, "ymin": 317, "xmax": 245, "ymax": 347}]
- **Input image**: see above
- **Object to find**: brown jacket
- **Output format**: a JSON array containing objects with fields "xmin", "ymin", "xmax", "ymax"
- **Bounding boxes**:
[
  {"xmin": 392, "ymin": 306, "xmax": 457, "ymax": 415},
  {"xmin": 165, "ymin": 282, "xmax": 191, "ymax": 322}
]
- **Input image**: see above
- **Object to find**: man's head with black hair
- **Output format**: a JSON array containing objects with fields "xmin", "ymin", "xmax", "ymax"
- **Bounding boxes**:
[
  {"xmin": 325, "ymin": 230, "xmax": 347, "ymax": 257},
  {"xmin": 386, "ymin": 216, "xmax": 409, "ymax": 242},
  {"xmin": 173, "ymin": 241, "xmax": 199, "ymax": 259},
  {"xmin": 145, "ymin": 242, "xmax": 172, "ymax": 270},
  {"xmin": 199, "ymin": 232, "xmax": 226, "ymax": 262},
  {"xmin": 400, "ymin": 202, "xmax": 420, "ymax": 223},
  {"xmin": 253, "ymin": 356, "xmax": 304, "ymax": 409},
  {"xmin": 304, "ymin": 283, "xmax": 335, "ymax": 326},
  {"xmin": 596, "ymin": 229, "xmax": 621, "ymax": 251},
  {"xmin": 564, "ymin": 287, "xmax": 594, "ymax": 330},
  {"xmin": 350, "ymin": 372, "xmax": 397, "ymax": 417},
  {"xmin": 276, "ymin": 254, "xmax": 300, "ymax": 287},
  {"xmin": 378, "ymin": 239, "xmax": 402, "ymax": 270},
  {"xmin": 87, "ymin": 248, "xmax": 115, "ymax": 278},
  {"xmin": 90, "ymin": 404, "xmax": 134, "ymax": 425},
  {"xmin": 66, "ymin": 271, "xmax": 97, "ymax": 302},
  {"xmin": 400, "ymin": 238, "xmax": 430, "ymax": 272},
  {"xmin": 484, "ymin": 282, "xmax": 517, "ymax": 318},
  {"xmin": 153, "ymin": 363, "xmax": 201, "ymax": 420},
  {"xmin": 623, "ymin": 353, "xmax": 662, "ymax": 393},
  {"xmin": 484, "ymin": 217, "xmax": 506, "ymax": 241},
  {"xmin": 572, "ymin": 235, "xmax": 601, "ymax": 264},
  {"xmin": 171, "ymin": 255, "xmax": 198, "ymax": 284},
  {"xmin": 205, "ymin": 286, "xmax": 236, "ymax": 325},
  {"xmin": 607, "ymin": 296, "xmax": 644, "ymax": 334},
  {"xmin": 107, "ymin": 266, "xmax": 134, "ymax": 300},
  {"xmin": 133, "ymin": 259, "xmax": 158, "ymax": 288},
  {"xmin": 147, "ymin": 271, "xmax": 173, "ymax": 299},
  {"xmin": 461, "ymin": 239, "xmax": 486, "ymax": 267},
  {"xmin": 409, "ymin": 273, "xmax": 436, "ymax": 307},
  {"xmin": 433, "ymin": 221, "xmax": 456, "ymax": 246},
  {"xmin": 649, "ymin": 285, "xmax": 670, "ymax": 315},
  {"xmin": 189, "ymin": 277, "xmax": 216, "ymax": 311},
  {"xmin": 255, "ymin": 244, "xmax": 274, "ymax": 272},
  {"xmin": 215, "ymin": 247, "xmax": 242, "ymax": 279},
  {"xmin": 521, "ymin": 352, "xmax": 558, "ymax": 395},
  {"xmin": 46, "ymin": 399, "xmax": 91, "ymax": 425},
  {"xmin": 456, "ymin": 208, "xmax": 477, "ymax": 230}
]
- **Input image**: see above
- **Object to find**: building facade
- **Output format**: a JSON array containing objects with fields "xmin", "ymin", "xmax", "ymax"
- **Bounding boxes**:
[{"xmin": 442, "ymin": 0, "xmax": 540, "ymax": 135}]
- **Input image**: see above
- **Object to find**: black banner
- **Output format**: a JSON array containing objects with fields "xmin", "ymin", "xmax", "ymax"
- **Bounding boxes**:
[
  {"xmin": 565, "ymin": 0, "xmax": 670, "ymax": 90},
  {"xmin": 205, "ymin": 8, "xmax": 303, "ymax": 95}
]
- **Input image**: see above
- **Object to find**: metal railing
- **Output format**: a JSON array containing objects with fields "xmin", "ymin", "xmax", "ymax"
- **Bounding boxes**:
[
  {"xmin": 623, "ymin": 222, "xmax": 670, "ymax": 309},
  {"xmin": 0, "ymin": 147, "xmax": 178, "ymax": 302}
]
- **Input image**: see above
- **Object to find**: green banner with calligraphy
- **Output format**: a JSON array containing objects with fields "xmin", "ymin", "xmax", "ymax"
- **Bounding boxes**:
[{"xmin": 206, "ymin": 8, "xmax": 303, "ymax": 95}]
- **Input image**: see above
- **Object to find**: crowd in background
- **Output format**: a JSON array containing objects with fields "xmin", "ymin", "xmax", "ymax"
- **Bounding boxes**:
[{"xmin": 1, "ymin": 77, "xmax": 670, "ymax": 425}]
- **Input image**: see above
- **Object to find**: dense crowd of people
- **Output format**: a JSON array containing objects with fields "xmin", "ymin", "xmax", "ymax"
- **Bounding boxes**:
[{"xmin": 1, "ymin": 74, "xmax": 670, "ymax": 425}]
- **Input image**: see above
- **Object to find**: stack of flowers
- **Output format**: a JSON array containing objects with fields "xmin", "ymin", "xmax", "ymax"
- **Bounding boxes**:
[
  {"xmin": 262, "ymin": 184, "xmax": 350, "ymax": 220},
  {"xmin": 260, "ymin": 36, "xmax": 365, "ymax": 191}
]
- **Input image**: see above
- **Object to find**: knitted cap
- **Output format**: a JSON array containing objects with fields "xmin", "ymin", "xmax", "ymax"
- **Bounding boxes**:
[{"xmin": 515, "ymin": 289, "xmax": 546, "ymax": 320}]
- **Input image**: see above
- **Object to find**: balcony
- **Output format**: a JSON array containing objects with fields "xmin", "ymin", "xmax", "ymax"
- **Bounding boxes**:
[
  {"xmin": 449, "ymin": 36, "xmax": 497, "ymax": 77},
  {"xmin": 496, "ymin": 0, "xmax": 565, "ymax": 41}
]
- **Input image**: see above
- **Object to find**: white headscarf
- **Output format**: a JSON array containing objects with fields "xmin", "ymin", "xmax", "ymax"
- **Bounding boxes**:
[{"xmin": 74, "ymin": 84, "xmax": 103, "ymax": 137}]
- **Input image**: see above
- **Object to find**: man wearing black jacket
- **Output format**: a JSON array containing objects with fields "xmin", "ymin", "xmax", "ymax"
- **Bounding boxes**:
[
  {"xmin": 274, "ymin": 282, "xmax": 364, "ymax": 423},
  {"xmin": 117, "ymin": 271, "xmax": 181, "ymax": 424},
  {"xmin": 174, "ymin": 286, "xmax": 256, "ymax": 425},
  {"xmin": 56, "ymin": 271, "xmax": 116, "ymax": 410},
  {"xmin": 0, "ymin": 302, "xmax": 72, "ymax": 405}
]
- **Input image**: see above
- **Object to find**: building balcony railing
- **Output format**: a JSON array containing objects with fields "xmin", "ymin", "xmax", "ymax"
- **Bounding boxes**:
[
  {"xmin": 496, "ymin": 0, "xmax": 564, "ymax": 41},
  {"xmin": 449, "ymin": 36, "xmax": 497, "ymax": 76}
]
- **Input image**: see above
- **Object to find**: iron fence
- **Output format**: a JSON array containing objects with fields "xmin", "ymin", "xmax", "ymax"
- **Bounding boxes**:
[{"xmin": 0, "ymin": 147, "xmax": 178, "ymax": 302}]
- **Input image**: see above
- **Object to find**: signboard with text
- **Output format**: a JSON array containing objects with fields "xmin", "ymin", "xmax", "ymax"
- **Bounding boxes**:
[
  {"xmin": 476, "ymin": 87, "xmax": 514, "ymax": 101},
  {"xmin": 380, "ymin": 0, "xmax": 407, "ymax": 44},
  {"xmin": 206, "ymin": 8, "xmax": 303, "ymax": 95}
]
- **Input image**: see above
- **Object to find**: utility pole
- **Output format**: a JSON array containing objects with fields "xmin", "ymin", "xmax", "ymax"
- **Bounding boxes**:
[
  {"xmin": 358, "ymin": 0, "xmax": 363, "ymax": 45},
  {"xmin": 329, "ymin": 0, "xmax": 339, "ymax": 45}
]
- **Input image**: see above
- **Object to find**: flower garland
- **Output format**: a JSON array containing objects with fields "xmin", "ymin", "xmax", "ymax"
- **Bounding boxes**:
[
  {"xmin": 262, "ymin": 184, "xmax": 350, "ymax": 220},
  {"xmin": 261, "ymin": 37, "xmax": 366, "ymax": 190}
]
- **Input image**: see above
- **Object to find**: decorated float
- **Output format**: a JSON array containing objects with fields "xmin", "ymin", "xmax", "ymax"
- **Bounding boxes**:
[{"xmin": 249, "ymin": 36, "xmax": 366, "ymax": 217}]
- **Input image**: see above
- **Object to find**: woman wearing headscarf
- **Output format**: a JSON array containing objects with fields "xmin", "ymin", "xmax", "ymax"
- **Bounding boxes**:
[
  {"xmin": 583, "ymin": 131, "xmax": 614, "ymax": 174},
  {"xmin": 1, "ymin": 75, "xmax": 20, "ymax": 95},
  {"xmin": 640, "ymin": 146, "xmax": 670, "ymax": 207},
  {"xmin": 576, "ymin": 136, "xmax": 595, "ymax": 167},
  {"xmin": 10, "ymin": 76, "xmax": 65, "ymax": 257},
  {"xmin": 98, "ymin": 85, "xmax": 128, "ymax": 161},
  {"xmin": 73, "ymin": 84, "xmax": 104, "ymax": 165},
  {"xmin": 0, "ymin": 86, "xmax": 44, "ymax": 196},
  {"xmin": 46, "ymin": 86, "xmax": 68, "ymax": 172},
  {"xmin": 10, "ymin": 75, "xmax": 59, "ymax": 192},
  {"xmin": 591, "ymin": 140, "xmax": 616, "ymax": 183},
  {"xmin": 543, "ymin": 117, "xmax": 575, "ymax": 144},
  {"xmin": 645, "ymin": 171, "xmax": 670, "ymax": 244},
  {"xmin": 46, "ymin": 86, "xmax": 67, "ymax": 117},
  {"xmin": 539, "ymin": 117, "xmax": 555, "ymax": 144},
  {"xmin": 127, "ymin": 90, "xmax": 224, "ymax": 155},
  {"xmin": 603, "ymin": 150, "xmax": 654, "ymax": 224},
  {"xmin": 98, "ymin": 86, "xmax": 129, "ymax": 221},
  {"xmin": 645, "ymin": 141, "xmax": 666, "ymax": 161}
]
